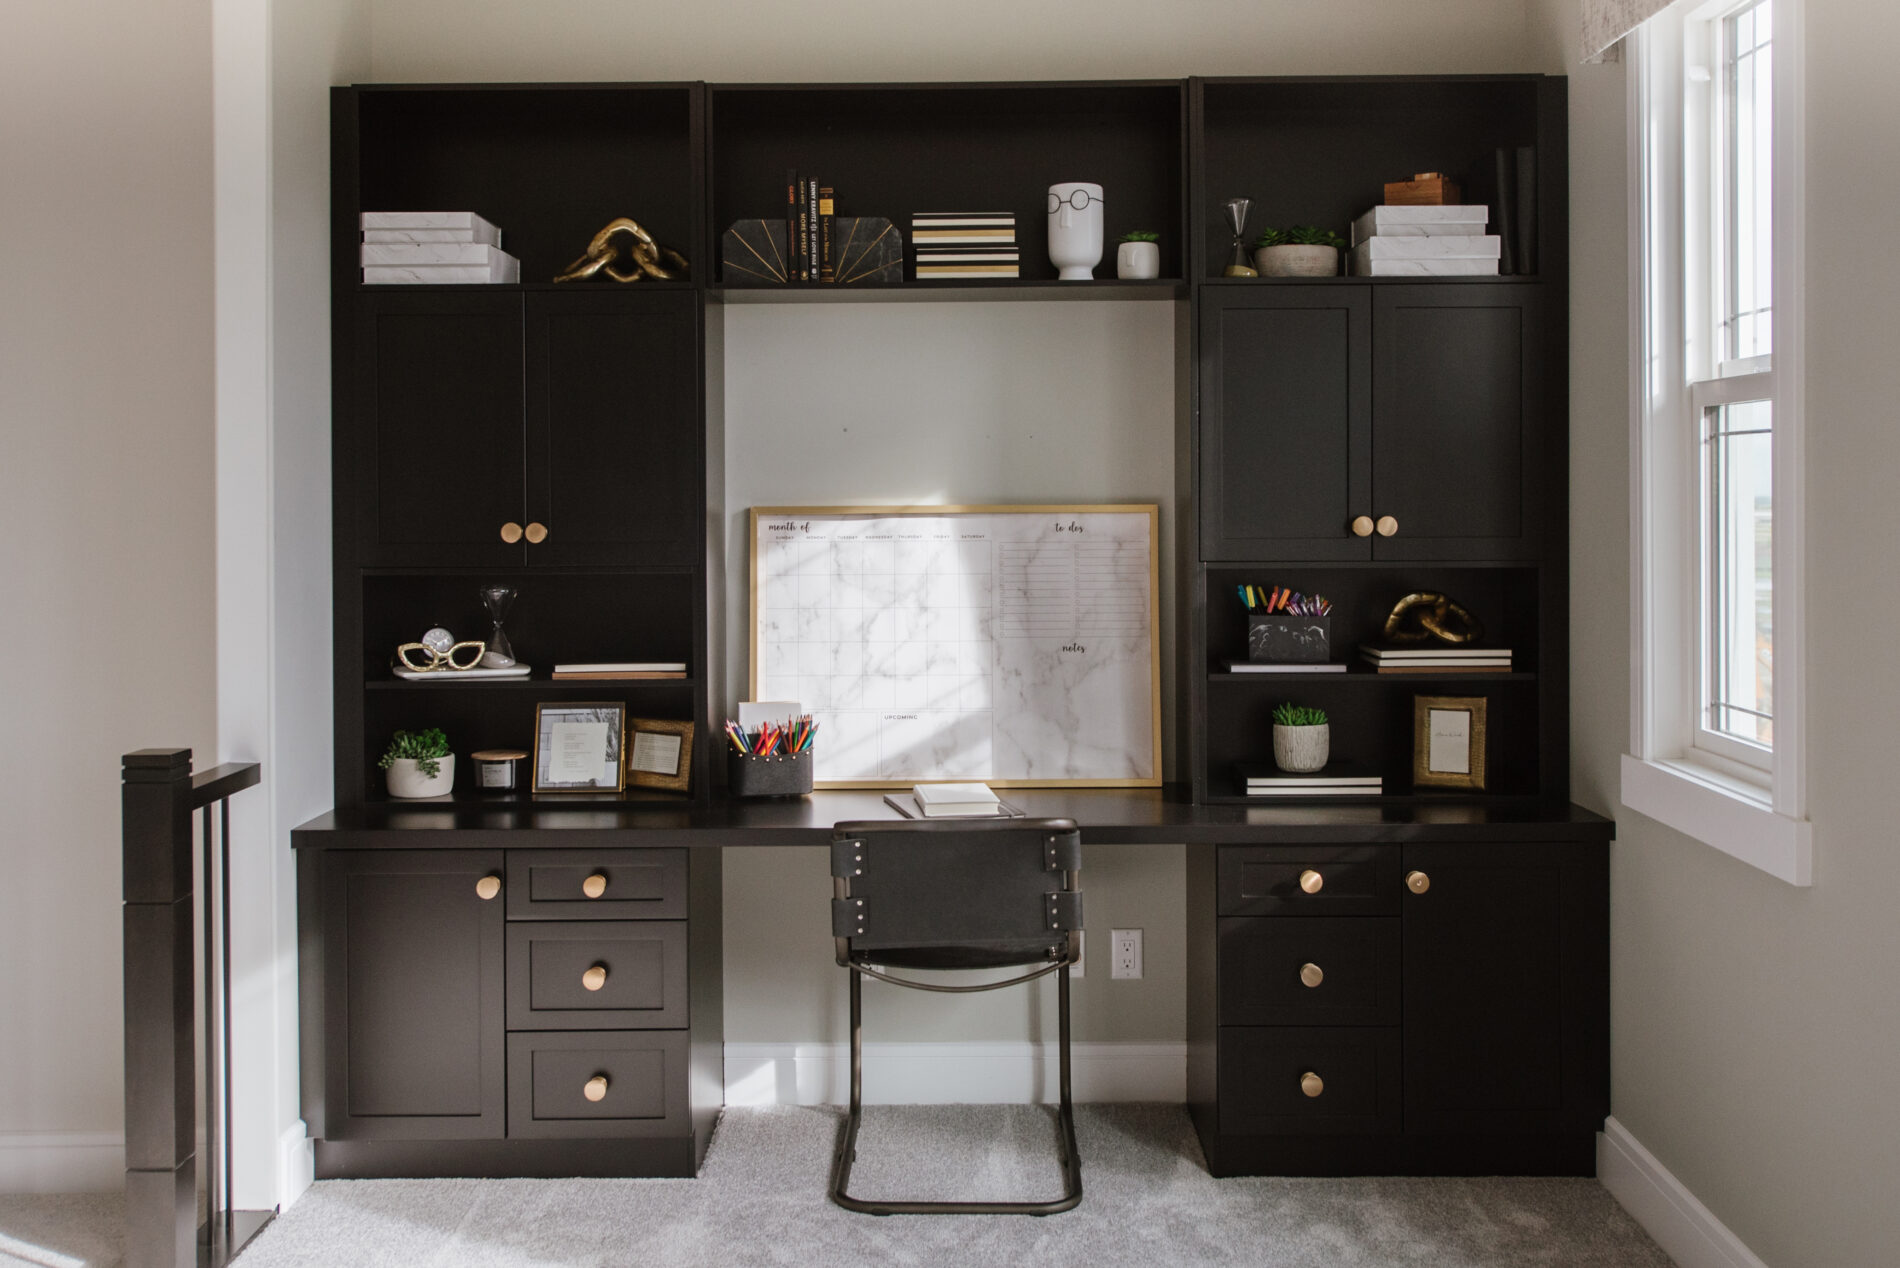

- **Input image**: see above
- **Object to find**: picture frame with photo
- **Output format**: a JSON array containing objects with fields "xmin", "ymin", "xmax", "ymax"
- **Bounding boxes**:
[
  {"xmin": 1412, "ymin": 695, "xmax": 1488, "ymax": 791},
  {"xmin": 532, "ymin": 702, "xmax": 627, "ymax": 794},
  {"xmin": 626, "ymin": 717, "xmax": 694, "ymax": 793}
]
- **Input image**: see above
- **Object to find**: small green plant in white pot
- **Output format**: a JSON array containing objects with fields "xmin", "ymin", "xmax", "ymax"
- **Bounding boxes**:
[
  {"xmin": 1271, "ymin": 703, "xmax": 1330, "ymax": 773},
  {"xmin": 1254, "ymin": 225, "xmax": 1346, "ymax": 277},
  {"xmin": 1116, "ymin": 230, "xmax": 1161, "ymax": 280},
  {"xmin": 380, "ymin": 728, "xmax": 455, "ymax": 798}
]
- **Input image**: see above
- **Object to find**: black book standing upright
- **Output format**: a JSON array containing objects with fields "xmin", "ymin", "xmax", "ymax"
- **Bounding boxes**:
[
  {"xmin": 1516, "ymin": 144, "xmax": 1538, "ymax": 275},
  {"xmin": 1494, "ymin": 147, "xmax": 1519, "ymax": 275}
]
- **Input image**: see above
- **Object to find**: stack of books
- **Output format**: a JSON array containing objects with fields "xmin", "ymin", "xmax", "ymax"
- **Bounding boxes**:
[
  {"xmin": 551, "ymin": 662, "xmax": 688, "ymax": 681},
  {"xmin": 1358, "ymin": 645, "xmax": 1513, "ymax": 673},
  {"xmin": 1238, "ymin": 764, "xmax": 1382, "ymax": 798},
  {"xmin": 360, "ymin": 212, "xmax": 519, "ymax": 284},
  {"xmin": 883, "ymin": 781, "xmax": 1027, "ymax": 818},
  {"xmin": 1348, "ymin": 205, "xmax": 1498, "ymax": 277},
  {"xmin": 911, "ymin": 212, "xmax": 1019, "ymax": 279}
]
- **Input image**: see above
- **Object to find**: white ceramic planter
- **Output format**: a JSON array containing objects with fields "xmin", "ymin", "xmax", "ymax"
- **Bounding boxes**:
[
  {"xmin": 1272, "ymin": 724, "xmax": 1330, "ymax": 774},
  {"xmin": 386, "ymin": 754, "xmax": 455, "ymax": 799},
  {"xmin": 1048, "ymin": 181, "xmax": 1104, "ymax": 280},
  {"xmin": 1116, "ymin": 241, "xmax": 1160, "ymax": 280},
  {"xmin": 1254, "ymin": 243, "xmax": 1340, "ymax": 277}
]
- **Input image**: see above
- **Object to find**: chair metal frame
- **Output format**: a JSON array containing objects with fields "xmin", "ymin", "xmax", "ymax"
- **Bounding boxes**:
[{"xmin": 828, "ymin": 817, "xmax": 1084, "ymax": 1216}]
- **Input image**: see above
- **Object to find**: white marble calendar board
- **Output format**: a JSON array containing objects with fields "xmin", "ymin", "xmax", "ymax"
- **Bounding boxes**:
[{"xmin": 749, "ymin": 506, "xmax": 1160, "ymax": 788}]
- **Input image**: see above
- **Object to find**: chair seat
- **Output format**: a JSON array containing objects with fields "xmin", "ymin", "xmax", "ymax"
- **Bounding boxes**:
[{"xmin": 853, "ymin": 940, "xmax": 1061, "ymax": 972}]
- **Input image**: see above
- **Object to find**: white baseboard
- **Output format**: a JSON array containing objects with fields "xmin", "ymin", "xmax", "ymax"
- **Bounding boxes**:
[
  {"xmin": 278, "ymin": 1120, "xmax": 313, "ymax": 1209},
  {"xmin": 1599, "ymin": 1117, "xmax": 1770, "ymax": 1268},
  {"xmin": 0, "ymin": 1131, "xmax": 123, "ymax": 1194},
  {"xmin": 724, "ymin": 1041, "xmax": 1185, "ymax": 1106}
]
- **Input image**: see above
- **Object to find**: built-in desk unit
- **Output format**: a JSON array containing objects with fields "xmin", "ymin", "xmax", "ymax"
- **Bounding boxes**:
[{"xmin": 300, "ymin": 73, "xmax": 1606, "ymax": 1181}]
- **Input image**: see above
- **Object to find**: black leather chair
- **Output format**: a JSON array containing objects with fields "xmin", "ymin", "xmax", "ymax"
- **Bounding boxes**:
[{"xmin": 827, "ymin": 817, "xmax": 1084, "ymax": 1215}]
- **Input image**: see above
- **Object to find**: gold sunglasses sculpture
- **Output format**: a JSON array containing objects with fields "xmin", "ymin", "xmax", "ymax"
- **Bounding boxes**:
[{"xmin": 396, "ymin": 640, "xmax": 487, "ymax": 673}]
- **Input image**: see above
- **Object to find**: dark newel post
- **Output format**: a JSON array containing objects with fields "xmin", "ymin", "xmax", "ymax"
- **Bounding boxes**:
[{"xmin": 122, "ymin": 748, "xmax": 197, "ymax": 1268}]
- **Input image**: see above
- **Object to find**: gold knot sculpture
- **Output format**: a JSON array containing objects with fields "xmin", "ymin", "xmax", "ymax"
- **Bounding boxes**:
[
  {"xmin": 554, "ymin": 218, "xmax": 690, "ymax": 283},
  {"xmin": 1382, "ymin": 592, "xmax": 1484, "ymax": 644}
]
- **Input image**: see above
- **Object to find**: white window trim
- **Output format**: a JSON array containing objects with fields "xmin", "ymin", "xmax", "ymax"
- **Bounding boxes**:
[{"xmin": 1624, "ymin": 0, "xmax": 1810, "ymax": 886}]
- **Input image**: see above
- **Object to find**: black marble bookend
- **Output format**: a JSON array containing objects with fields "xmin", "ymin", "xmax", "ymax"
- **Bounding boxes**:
[
  {"xmin": 722, "ymin": 219, "xmax": 792, "ymax": 284},
  {"xmin": 830, "ymin": 217, "xmax": 903, "ymax": 284}
]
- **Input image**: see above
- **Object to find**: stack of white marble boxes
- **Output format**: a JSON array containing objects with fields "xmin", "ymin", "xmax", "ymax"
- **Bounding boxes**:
[
  {"xmin": 360, "ymin": 212, "xmax": 520, "ymax": 283},
  {"xmin": 1348, "ymin": 205, "xmax": 1498, "ymax": 276}
]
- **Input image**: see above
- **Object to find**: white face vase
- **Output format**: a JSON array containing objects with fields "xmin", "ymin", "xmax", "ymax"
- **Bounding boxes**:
[{"xmin": 1047, "ymin": 182, "xmax": 1104, "ymax": 281}]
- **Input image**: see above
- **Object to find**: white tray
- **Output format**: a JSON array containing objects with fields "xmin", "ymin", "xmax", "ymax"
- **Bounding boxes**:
[{"xmin": 392, "ymin": 662, "xmax": 533, "ymax": 682}]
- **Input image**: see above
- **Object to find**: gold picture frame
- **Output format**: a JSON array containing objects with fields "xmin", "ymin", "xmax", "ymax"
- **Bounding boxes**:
[
  {"xmin": 1412, "ymin": 695, "xmax": 1488, "ymax": 791},
  {"xmin": 532, "ymin": 702, "xmax": 627, "ymax": 794},
  {"xmin": 626, "ymin": 717, "xmax": 694, "ymax": 793}
]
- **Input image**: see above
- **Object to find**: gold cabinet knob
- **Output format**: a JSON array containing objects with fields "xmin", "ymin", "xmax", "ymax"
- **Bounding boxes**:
[
  {"xmin": 1350, "ymin": 515, "xmax": 1375, "ymax": 538},
  {"xmin": 1299, "ymin": 869, "xmax": 1324, "ymax": 895},
  {"xmin": 1376, "ymin": 515, "xmax": 1398, "ymax": 537},
  {"xmin": 1406, "ymin": 870, "xmax": 1431, "ymax": 894},
  {"xmin": 581, "ymin": 963, "xmax": 608, "ymax": 992},
  {"xmin": 582, "ymin": 872, "xmax": 608, "ymax": 899},
  {"xmin": 524, "ymin": 521, "xmax": 549, "ymax": 544},
  {"xmin": 1301, "ymin": 1071, "xmax": 1324, "ymax": 1098},
  {"xmin": 500, "ymin": 521, "xmax": 524, "ymax": 544},
  {"xmin": 1300, "ymin": 962, "xmax": 1324, "ymax": 988},
  {"xmin": 583, "ymin": 1075, "xmax": 609, "ymax": 1103},
  {"xmin": 475, "ymin": 875, "xmax": 502, "ymax": 901}
]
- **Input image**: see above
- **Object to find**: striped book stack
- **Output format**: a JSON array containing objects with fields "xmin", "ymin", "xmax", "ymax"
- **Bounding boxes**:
[{"xmin": 911, "ymin": 211, "xmax": 1019, "ymax": 279}]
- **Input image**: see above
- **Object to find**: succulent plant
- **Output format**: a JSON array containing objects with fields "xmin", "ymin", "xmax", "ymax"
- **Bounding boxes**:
[
  {"xmin": 1271, "ymin": 703, "xmax": 1329, "ymax": 728},
  {"xmin": 1255, "ymin": 225, "xmax": 1347, "ymax": 251},
  {"xmin": 1119, "ymin": 229, "xmax": 1161, "ymax": 243},
  {"xmin": 379, "ymin": 727, "xmax": 451, "ymax": 778}
]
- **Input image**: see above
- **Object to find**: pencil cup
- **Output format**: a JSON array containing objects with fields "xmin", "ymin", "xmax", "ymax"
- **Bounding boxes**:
[
  {"xmin": 1248, "ymin": 613, "xmax": 1332, "ymax": 663},
  {"xmin": 728, "ymin": 750, "xmax": 814, "ymax": 798}
]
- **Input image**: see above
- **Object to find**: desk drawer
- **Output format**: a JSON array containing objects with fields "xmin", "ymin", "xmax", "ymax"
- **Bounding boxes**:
[
  {"xmin": 1218, "ymin": 846, "xmax": 1400, "ymax": 917},
  {"xmin": 506, "ymin": 921, "xmax": 687, "ymax": 1030},
  {"xmin": 1218, "ymin": 1026, "xmax": 1401, "ymax": 1136},
  {"xmin": 1218, "ymin": 917, "xmax": 1399, "ymax": 1027},
  {"xmin": 505, "ymin": 1031, "xmax": 688, "ymax": 1139},
  {"xmin": 506, "ymin": 849, "xmax": 686, "ymax": 921}
]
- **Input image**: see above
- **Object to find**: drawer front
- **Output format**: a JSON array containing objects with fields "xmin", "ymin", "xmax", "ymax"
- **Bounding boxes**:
[
  {"xmin": 506, "ymin": 921, "xmax": 687, "ymax": 1030},
  {"xmin": 506, "ymin": 1031, "xmax": 689, "ymax": 1138},
  {"xmin": 1218, "ymin": 1027, "xmax": 1401, "ymax": 1136},
  {"xmin": 1218, "ymin": 917, "xmax": 1400, "ymax": 1027},
  {"xmin": 1218, "ymin": 846, "xmax": 1400, "ymax": 917},
  {"xmin": 506, "ymin": 848, "xmax": 686, "ymax": 921}
]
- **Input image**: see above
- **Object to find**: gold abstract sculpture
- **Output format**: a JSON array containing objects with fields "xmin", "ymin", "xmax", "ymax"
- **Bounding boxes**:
[
  {"xmin": 554, "ymin": 218, "xmax": 690, "ymax": 283},
  {"xmin": 1382, "ymin": 592, "xmax": 1484, "ymax": 645}
]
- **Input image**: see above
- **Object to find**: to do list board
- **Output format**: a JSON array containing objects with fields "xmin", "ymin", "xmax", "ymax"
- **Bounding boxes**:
[{"xmin": 750, "ymin": 506, "xmax": 1160, "ymax": 787}]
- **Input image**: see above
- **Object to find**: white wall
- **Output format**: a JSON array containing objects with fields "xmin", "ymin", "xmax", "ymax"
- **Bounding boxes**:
[
  {"xmin": 0, "ymin": 0, "xmax": 218, "ymax": 1192},
  {"xmin": 1530, "ymin": 1, "xmax": 1900, "ymax": 1264}
]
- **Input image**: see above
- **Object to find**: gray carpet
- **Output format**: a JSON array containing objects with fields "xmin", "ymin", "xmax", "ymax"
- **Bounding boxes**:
[{"xmin": 2, "ymin": 1106, "xmax": 1675, "ymax": 1268}]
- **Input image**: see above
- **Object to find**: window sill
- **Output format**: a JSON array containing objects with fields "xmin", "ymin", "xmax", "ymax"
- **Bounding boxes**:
[{"xmin": 1620, "ymin": 754, "xmax": 1811, "ymax": 885}]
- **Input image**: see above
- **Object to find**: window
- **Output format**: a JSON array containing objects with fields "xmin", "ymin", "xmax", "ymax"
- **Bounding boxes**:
[{"xmin": 1624, "ymin": 0, "xmax": 1809, "ymax": 883}]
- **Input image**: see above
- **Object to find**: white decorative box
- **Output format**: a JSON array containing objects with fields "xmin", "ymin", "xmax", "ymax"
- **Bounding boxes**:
[
  {"xmin": 362, "ymin": 253, "xmax": 521, "ymax": 285},
  {"xmin": 1351, "ymin": 205, "xmax": 1490, "ymax": 246},
  {"xmin": 1351, "ymin": 235, "xmax": 1500, "ymax": 276},
  {"xmin": 361, "ymin": 210, "xmax": 502, "ymax": 235},
  {"xmin": 362, "ymin": 224, "xmax": 502, "ymax": 247},
  {"xmin": 361, "ymin": 242, "xmax": 514, "ymax": 267}
]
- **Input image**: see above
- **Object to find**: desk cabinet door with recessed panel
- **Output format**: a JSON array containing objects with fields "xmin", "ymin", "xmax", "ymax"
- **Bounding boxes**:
[
  {"xmin": 319, "ymin": 850, "xmax": 506, "ymax": 1140},
  {"xmin": 524, "ymin": 290, "xmax": 700, "ymax": 567}
]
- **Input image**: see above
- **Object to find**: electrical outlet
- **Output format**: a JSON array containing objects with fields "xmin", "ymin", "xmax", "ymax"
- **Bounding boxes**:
[
  {"xmin": 1071, "ymin": 930, "xmax": 1085, "ymax": 978},
  {"xmin": 1110, "ymin": 928, "xmax": 1143, "ymax": 979}
]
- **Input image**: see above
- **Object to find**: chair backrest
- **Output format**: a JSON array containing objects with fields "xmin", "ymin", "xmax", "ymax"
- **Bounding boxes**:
[{"xmin": 831, "ymin": 818, "xmax": 1082, "ymax": 962}]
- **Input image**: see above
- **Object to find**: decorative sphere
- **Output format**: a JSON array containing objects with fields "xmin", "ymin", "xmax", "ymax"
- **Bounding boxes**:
[{"xmin": 421, "ymin": 627, "xmax": 456, "ymax": 654}]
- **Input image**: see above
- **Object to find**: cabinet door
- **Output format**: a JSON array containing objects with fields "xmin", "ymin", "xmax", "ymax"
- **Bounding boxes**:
[
  {"xmin": 1371, "ymin": 287, "xmax": 1544, "ymax": 561},
  {"xmin": 524, "ymin": 290, "xmax": 701, "ymax": 567},
  {"xmin": 320, "ymin": 850, "xmax": 506, "ymax": 1140},
  {"xmin": 1199, "ymin": 287, "xmax": 1372, "ymax": 562},
  {"xmin": 352, "ymin": 292, "xmax": 526, "ymax": 567},
  {"xmin": 1400, "ymin": 841, "xmax": 1608, "ymax": 1135}
]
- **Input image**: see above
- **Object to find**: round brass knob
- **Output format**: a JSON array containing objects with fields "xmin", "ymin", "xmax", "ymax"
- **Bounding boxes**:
[
  {"xmin": 524, "ymin": 521, "xmax": 549, "ymax": 544},
  {"xmin": 1406, "ymin": 870, "xmax": 1431, "ymax": 895},
  {"xmin": 1376, "ymin": 515, "xmax": 1398, "ymax": 537},
  {"xmin": 475, "ymin": 875, "xmax": 502, "ymax": 901},
  {"xmin": 581, "ymin": 964, "xmax": 608, "ymax": 992},
  {"xmin": 582, "ymin": 873, "xmax": 608, "ymax": 899},
  {"xmin": 1300, "ymin": 962, "xmax": 1324, "ymax": 988},
  {"xmin": 1301, "ymin": 1072, "xmax": 1324, "ymax": 1098},
  {"xmin": 500, "ymin": 521, "xmax": 524, "ymax": 544},
  {"xmin": 1350, "ymin": 515, "xmax": 1375, "ymax": 538},
  {"xmin": 1299, "ymin": 869, "xmax": 1324, "ymax": 895},
  {"xmin": 583, "ymin": 1075, "xmax": 609, "ymax": 1103}
]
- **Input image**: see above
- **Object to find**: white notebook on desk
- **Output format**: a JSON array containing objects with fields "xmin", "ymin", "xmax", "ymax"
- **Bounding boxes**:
[{"xmin": 913, "ymin": 782, "xmax": 1002, "ymax": 816}]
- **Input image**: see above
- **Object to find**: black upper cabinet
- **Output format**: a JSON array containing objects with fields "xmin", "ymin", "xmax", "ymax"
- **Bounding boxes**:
[
  {"xmin": 352, "ymin": 289, "xmax": 701, "ymax": 569},
  {"xmin": 354, "ymin": 290, "xmax": 526, "ymax": 568},
  {"xmin": 1371, "ymin": 287, "xmax": 1543, "ymax": 562},
  {"xmin": 1200, "ymin": 282, "xmax": 1545, "ymax": 564},
  {"xmin": 319, "ymin": 849, "xmax": 506, "ymax": 1140},
  {"xmin": 525, "ymin": 290, "xmax": 700, "ymax": 567},
  {"xmin": 1200, "ymin": 286, "xmax": 1370, "ymax": 562}
]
